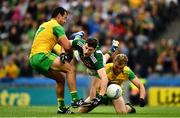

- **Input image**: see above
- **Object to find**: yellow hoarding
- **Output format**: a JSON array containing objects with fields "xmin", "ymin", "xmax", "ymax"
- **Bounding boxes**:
[{"xmin": 149, "ymin": 87, "xmax": 180, "ymax": 106}]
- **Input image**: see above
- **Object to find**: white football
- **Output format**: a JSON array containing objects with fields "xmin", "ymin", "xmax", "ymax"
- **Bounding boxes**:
[{"xmin": 106, "ymin": 84, "xmax": 122, "ymax": 99}]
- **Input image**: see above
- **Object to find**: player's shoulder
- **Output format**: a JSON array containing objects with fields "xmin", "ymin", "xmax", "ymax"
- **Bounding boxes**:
[
  {"xmin": 73, "ymin": 39, "xmax": 85, "ymax": 47},
  {"xmin": 105, "ymin": 63, "xmax": 113, "ymax": 73},
  {"xmin": 76, "ymin": 38, "xmax": 85, "ymax": 43},
  {"xmin": 106, "ymin": 63, "xmax": 113, "ymax": 67},
  {"xmin": 105, "ymin": 63, "xmax": 113, "ymax": 69},
  {"xmin": 50, "ymin": 19, "xmax": 59, "ymax": 25},
  {"xmin": 94, "ymin": 49, "xmax": 103, "ymax": 55},
  {"xmin": 123, "ymin": 66, "xmax": 132, "ymax": 73},
  {"xmin": 93, "ymin": 50, "xmax": 103, "ymax": 60},
  {"xmin": 44, "ymin": 19, "xmax": 63, "ymax": 28}
]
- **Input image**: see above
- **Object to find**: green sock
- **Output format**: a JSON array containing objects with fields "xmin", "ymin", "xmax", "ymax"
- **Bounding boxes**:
[
  {"xmin": 70, "ymin": 91, "xmax": 79, "ymax": 101},
  {"xmin": 57, "ymin": 98, "xmax": 65, "ymax": 109}
]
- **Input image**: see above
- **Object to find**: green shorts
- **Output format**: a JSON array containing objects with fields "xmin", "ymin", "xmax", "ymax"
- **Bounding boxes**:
[{"xmin": 29, "ymin": 52, "xmax": 58, "ymax": 74}]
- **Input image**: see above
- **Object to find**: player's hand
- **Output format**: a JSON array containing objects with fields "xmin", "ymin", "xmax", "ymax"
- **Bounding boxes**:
[
  {"xmin": 60, "ymin": 53, "xmax": 73, "ymax": 64},
  {"xmin": 139, "ymin": 98, "xmax": 145, "ymax": 107},
  {"xmin": 69, "ymin": 31, "xmax": 85, "ymax": 40},
  {"xmin": 110, "ymin": 40, "xmax": 119, "ymax": 52},
  {"xmin": 90, "ymin": 95, "xmax": 102, "ymax": 106}
]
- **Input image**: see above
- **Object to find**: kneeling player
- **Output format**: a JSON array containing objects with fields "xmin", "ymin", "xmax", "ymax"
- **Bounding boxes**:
[{"xmin": 78, "ymin": 54, "xmax": 146, "ymax": 114}]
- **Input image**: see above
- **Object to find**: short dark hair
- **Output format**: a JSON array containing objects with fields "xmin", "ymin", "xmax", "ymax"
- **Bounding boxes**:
[
  {"xmin": 51, "ymin": 7, "xmax": 68, "ymax": 18},
  {"xmin": 85, "ymin": 37, "xmax": 98, "ymax": 49}
]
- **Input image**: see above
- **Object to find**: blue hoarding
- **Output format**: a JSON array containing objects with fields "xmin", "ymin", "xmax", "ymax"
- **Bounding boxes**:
[{"xmin": 0, "ymin": 74, "xmax": 91, "ymax": 106}]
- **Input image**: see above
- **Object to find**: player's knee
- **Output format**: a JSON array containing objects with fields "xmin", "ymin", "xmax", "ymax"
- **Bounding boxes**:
[
  {"xmin": 117, "ymin": 110, "xmax": 127, "ymax": 114},
  {"xmin": 116, "ymin": 108, "xmax": 127, "ymax": 114},
  {"xmin": 56, "ymin": 77, "xmax": 65, "ymax": 83},
  {"xmin": 66, "ymin": 64, "xmax": 75, "ymax": 73},
  {"xmin": 78, "ymin": 107, "xmax": 87, "ymax": 113},
  {"xmin": 78, "ymin": 106, "xmax": 93, "ymax": 113},
  {"xmin": 70, "ymin": 64, "xmax": 76, "ymax": 72}
]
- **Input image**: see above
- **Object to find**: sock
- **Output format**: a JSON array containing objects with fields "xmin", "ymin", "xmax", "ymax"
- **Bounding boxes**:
[
  {"xmin": 57, "ymin": 98, "xmax": 65, "ymax": 109},
  {"xmin": 70, "ymin": 91, "xmax": 79, "ymax": 101}
]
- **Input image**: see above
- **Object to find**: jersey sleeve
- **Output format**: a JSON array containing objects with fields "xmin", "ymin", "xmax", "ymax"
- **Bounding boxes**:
[
  {"xmin": 124, "ymin": 66, "xmax": 135, "ymax": 80},
  {"xmin": 94, "ymin": 50, "xmax": 104, "ymax": 70},
  {"xmin": 105, "ymin": 63, "xmax": 113, "ymax": 74},
  {"xmin": 53, "ymin": 25, "xmax": 65, "ymax": 37},
  {"xmin": 72, "ymin": 39, "xmax": 84, "ymax": 50}
]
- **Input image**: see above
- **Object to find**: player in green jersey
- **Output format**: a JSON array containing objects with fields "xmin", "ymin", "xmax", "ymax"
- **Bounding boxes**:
[{"xmin": 70, "ymin": 31, "xmax": 119, "ymax": 107}]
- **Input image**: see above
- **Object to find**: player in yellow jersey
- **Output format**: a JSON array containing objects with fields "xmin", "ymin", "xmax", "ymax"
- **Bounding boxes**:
[
  {"xmin": 79, "ymin": 54, "xmax": 146, "ymax": 114},
  {"xmin": 29, "ymin": 7, "xmax": 83, "ymax": 114}
]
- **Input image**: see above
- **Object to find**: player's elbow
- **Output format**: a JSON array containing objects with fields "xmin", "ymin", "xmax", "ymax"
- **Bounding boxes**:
[{"xmin": 61, "ymin": 42, "xmax": 71, "ymax": 51}]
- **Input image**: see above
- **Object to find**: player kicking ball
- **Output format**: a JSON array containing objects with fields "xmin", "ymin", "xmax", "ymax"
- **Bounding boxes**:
[{"xmin": 78, "ymin": 54, "xmax": 146, "ymax": 114}]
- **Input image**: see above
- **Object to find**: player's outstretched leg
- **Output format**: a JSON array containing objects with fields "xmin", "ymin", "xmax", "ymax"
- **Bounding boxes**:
[
  {"xmin": 71, "ymin": 98, "xmax": 84, "ymax": 108},
  {"xmin": 78, "ymin": 97, "xmax": 97, "ymax": 113}
]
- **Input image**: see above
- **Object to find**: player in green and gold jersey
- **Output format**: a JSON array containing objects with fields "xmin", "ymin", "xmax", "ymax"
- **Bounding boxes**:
[
  {"xmin": 79, "ymin": 54, "xmax": 146, "ymax": 114},
  {"xmin": 29, "ymin": 7, "xmax": 83, "ymax": 114}
]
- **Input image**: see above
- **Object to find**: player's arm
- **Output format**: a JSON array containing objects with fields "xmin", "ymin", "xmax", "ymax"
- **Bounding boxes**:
[
  {"xmin": 89, "ymin": 67, "xmax": 108, "ymax": 107},
  {"xmin": 89, "ymin": 78, "xmax": 101, "ymax": 99},
  {"xmin": 94, "ymin": 51, "xmax": 109, "ymax": 96},
  {"xmin": 131, "ymin": 76, "xmax": 145, "ymax": 99},
  {"xmin": 57, "ymin": 36, "xmax": 74, "ymax": 63},
  {"xmin": 89, "ymin": 53, "xmax": 109, "ymax": 106},
  {"xmin": 69, "ymin": 31, "xmax": 85, "ymax": 50},
  {"xmin": 53, "ymin": 25, "xmax": 72, "ymax": 52},
  {"xmin": 104, "ymin": 40, "xmax": 119, "ymax": 62},
  {"xmin": 131, "ymin": 76, "xmax": 146, "ymax": 107},
  {"xmin": 126, "ymin": 67, "xmax": 146, "ymax": 107},
  {"xmin": 57, "ymin": 35, "xmax": 72, "ymax": 52},
  {"xmin": 53, "ymin": 26, "xmax": 74, "ymax": 63},
  {"xmin": 69, "ymin": 31, "xmax": 85, "ymax": 46},
  {"xmin": 53, "ymin": 44, "xmax": 64, "ymax": 55},
  {"xmin": 97, "ymin": 68, "xmax": 109, "ymax": 96}
]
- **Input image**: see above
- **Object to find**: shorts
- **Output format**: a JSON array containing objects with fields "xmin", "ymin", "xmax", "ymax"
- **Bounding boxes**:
[{"xmin": 29, "ymin": 52, "xmax": 58, "ymax": 74}]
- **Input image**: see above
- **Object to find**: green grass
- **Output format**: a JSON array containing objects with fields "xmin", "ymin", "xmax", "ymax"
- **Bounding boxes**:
[{"xmin": 0, "ymin": 105, "xmax": 180, "ymax": 117}]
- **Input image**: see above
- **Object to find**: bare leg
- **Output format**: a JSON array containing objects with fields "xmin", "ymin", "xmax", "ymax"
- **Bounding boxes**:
[
  {"xmin": 78, "ymin": 97, "xmax": 96, "ymax": 113},
  {"xmin": 79, "ymin": 78, "xmax": 101, "ymax": 113},
  {"xmin": 66, "ymin": 62, "xmax": 76, "ymax": 92},
  {"xmin": 51, "ymin": 57, "xmax": 77, "ymax": 92},
  {"xmin": 45, "ymin": 70, "xmax": 65, "ymax": 100},
  {"xmin": 125, "ymin": 103, "xmax": 136, "ymax": 113},
  {"xmin": 112, "ymin": 96, "xmax": 127, "ymax": 114},
  {"xmin": 126, "ymin": 105, "xmax": 132, "ymax": 113}
]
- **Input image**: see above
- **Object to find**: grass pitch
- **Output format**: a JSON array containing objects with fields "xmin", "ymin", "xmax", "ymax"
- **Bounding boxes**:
[{"xmin": 0, "ymin": 105, "xmax": 180, "ymax": 117}]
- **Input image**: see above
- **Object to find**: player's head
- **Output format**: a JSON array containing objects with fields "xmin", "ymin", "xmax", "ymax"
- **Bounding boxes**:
[
  {"xmin": 83, "ymin": 37, "xmax": 98, "ymax": 57},
  {"xmin": 113, "ymin": 54, "xmax": 128, "ymax": 73},
  {"xmin": 51, "ymin": 7, "xmax": 69, "ymax": 25}
]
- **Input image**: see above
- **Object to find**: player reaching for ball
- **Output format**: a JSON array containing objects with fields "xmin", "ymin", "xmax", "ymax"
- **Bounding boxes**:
[
  {"xmin": 78, "ymin": 54, "xmax": 146, "ymax": 114},
  {"xmin": 69, "ymin": 31, "xmax": 119, "ymax": 107}
]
